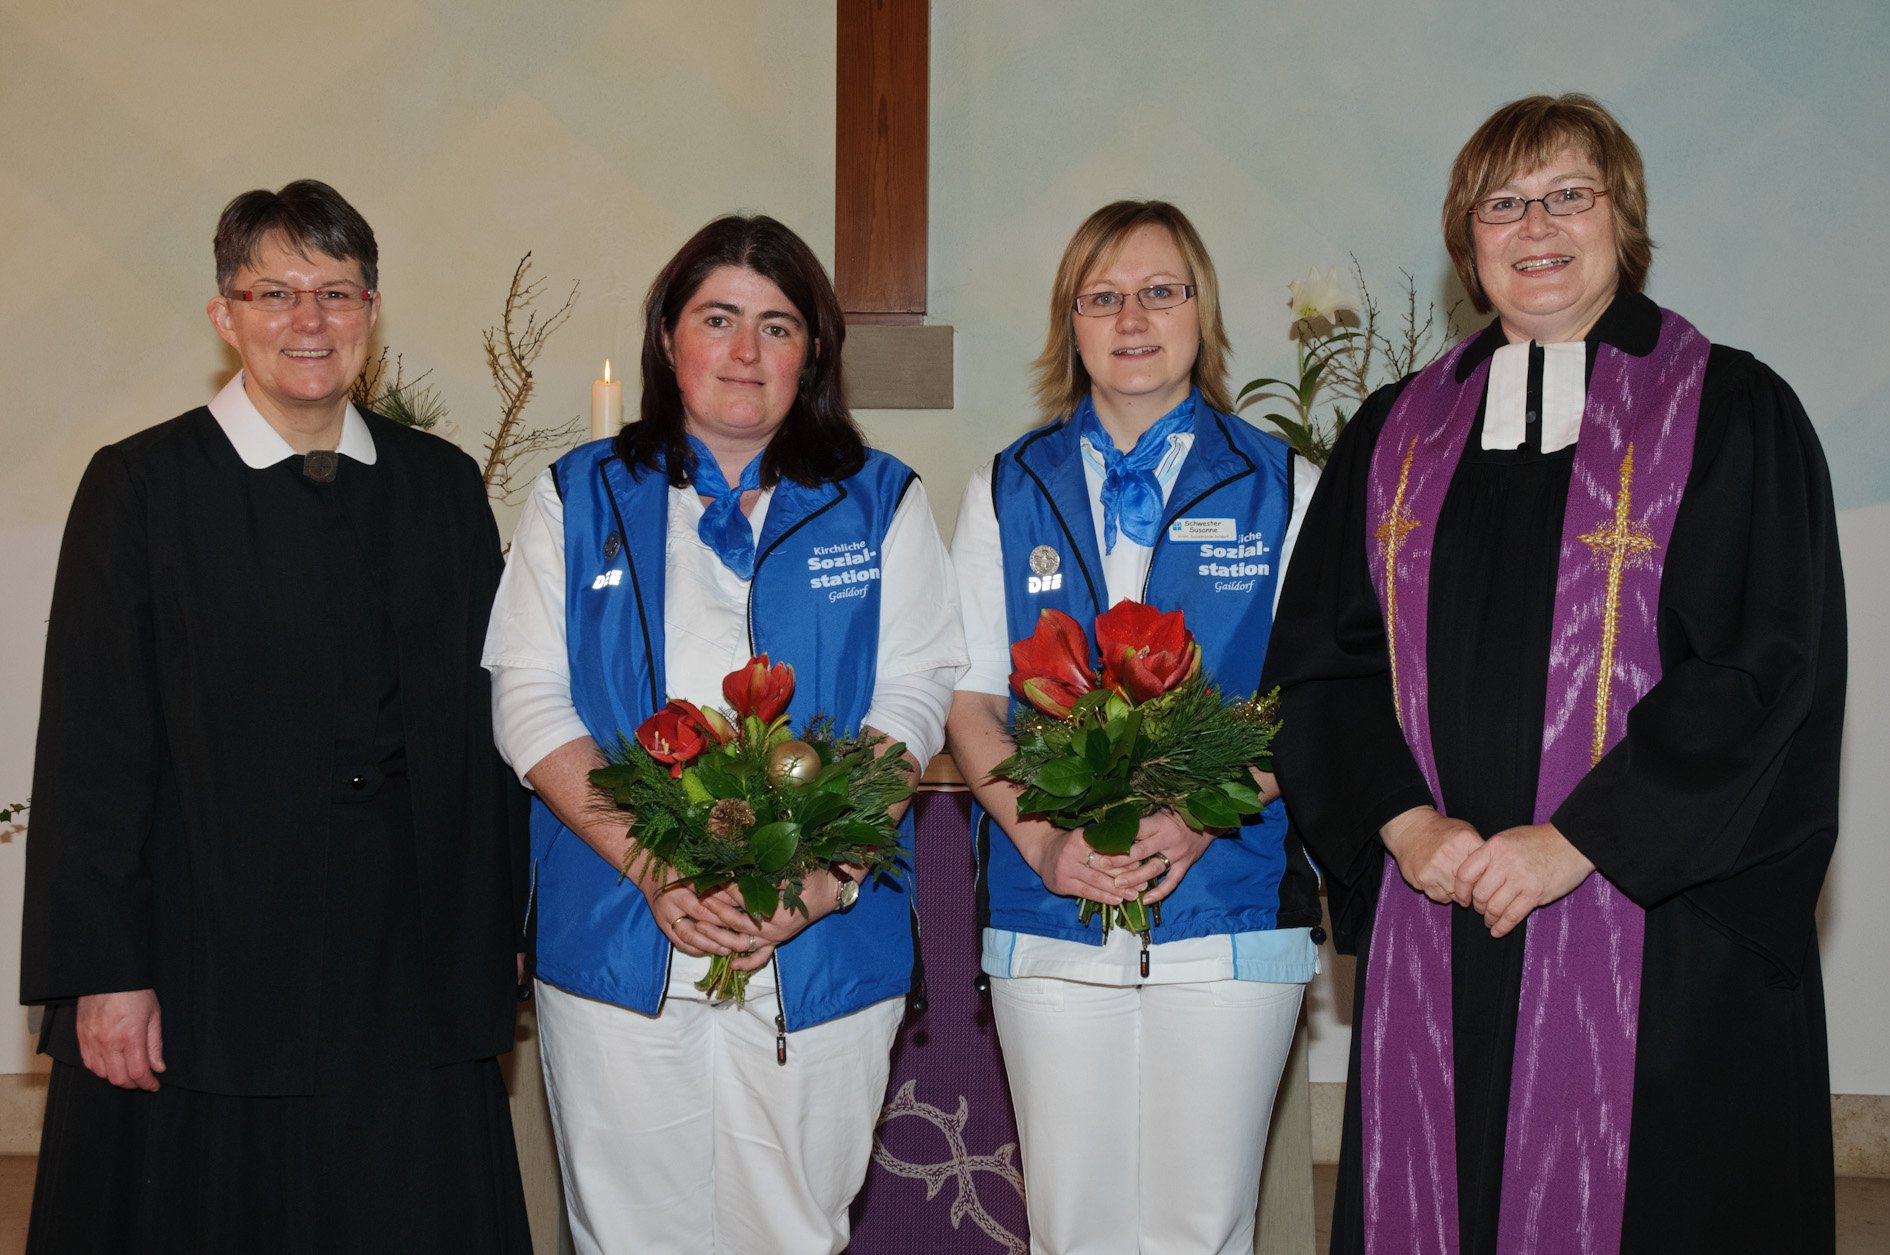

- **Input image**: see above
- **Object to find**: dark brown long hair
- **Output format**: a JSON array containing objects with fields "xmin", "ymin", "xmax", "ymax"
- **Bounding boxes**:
[{"xmin": 618, "ymin": 215, "xmax": 865, "ymax": 489}]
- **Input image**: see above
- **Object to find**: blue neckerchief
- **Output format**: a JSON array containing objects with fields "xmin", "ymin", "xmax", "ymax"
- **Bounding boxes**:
[
  {"xmin": 686, "ymin": 435, "xmax": 764, "ymax": 579},
  {"xmin": 1077, "ymin": 391, "xmax": 1197, "ymax": 552}
]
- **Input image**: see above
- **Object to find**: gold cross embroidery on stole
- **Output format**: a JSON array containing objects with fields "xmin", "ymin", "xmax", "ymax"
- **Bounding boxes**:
[
  {"xmin": 1374, "ymin": 437, "xmax": 1422, "ymax": 725},
  {"xmin": 1577, "ymin": 444, "xmax": 1660, "ymax": 766}
]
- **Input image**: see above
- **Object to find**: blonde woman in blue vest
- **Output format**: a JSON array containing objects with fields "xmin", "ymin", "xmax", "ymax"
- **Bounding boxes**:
[
  {"xmin": 483, "ymin": 215, "xmax": 965, "ymax": 1254},
  {"xmin": 946, "ymin": 200, "xmax": 1321, "ymax": 1254}
]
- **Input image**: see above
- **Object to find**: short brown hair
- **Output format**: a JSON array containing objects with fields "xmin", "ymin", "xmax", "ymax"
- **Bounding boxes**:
[
  {"xmin": 1031, "ymin": 201, "xmax": 1233, "ymax": 422},
  {"xmin": 213, "ymin": 180, "xmax": 378, "ymax": 292},
  {"xmin": 1442, "ymin": 93, "xmax": 1653, "ymax": 314}
]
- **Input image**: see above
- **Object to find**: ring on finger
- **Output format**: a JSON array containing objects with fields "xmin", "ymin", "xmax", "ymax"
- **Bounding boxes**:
[
  {"xmin": 1084, "ymin": 851, "xmax": 1096, "ymax": 868},
  {"xmin": 1155, "ymin": 852, "xmax": 1172, "ymax": 872}
]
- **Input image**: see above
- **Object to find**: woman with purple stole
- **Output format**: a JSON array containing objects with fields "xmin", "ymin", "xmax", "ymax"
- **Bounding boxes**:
[
  {"xmin": 1265, "ymin": 94, "xmax": 1845, "ymax": 1253},
  {"xmin": 948, "ymin": 201, "xmax": 1321, "ymax": 1254}
]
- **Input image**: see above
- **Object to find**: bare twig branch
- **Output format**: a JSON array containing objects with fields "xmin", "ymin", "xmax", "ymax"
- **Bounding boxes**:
[{"xmin": 480, "ymin": 253, "xmax": 581, "ymax": 505}]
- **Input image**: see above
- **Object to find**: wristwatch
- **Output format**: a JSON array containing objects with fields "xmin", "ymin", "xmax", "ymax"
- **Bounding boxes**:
[{"xmin": 833, "ymin": 872, "xmax": 861, "ymax": 913}]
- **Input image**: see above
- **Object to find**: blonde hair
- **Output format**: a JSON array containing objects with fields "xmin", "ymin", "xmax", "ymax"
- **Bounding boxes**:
[
  {"xmin": 1443, "ymin": 93, "xmax": 1654, "ymax": 314},
  {"xmin": 1031, "ymin": 200, "xmax": 1234, "ymax": 422}
]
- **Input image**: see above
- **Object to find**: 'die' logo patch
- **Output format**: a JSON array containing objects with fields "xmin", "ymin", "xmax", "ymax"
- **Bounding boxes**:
[
  {"xmin": 591, "ymin": 569, "xmax": 623, "ymax": 590},
  {"xmin": 1027, "ymin": 544, "xmax": 1062, "ymax": 595},
  {"xmin": 806, "ymin": 541, "xmax": 882, "ymax": 604}
]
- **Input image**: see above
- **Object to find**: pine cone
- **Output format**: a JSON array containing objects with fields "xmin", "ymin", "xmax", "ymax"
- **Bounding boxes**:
[{"xmin": 707, "ymin": 798, "xmax": 756, "ymax": 843}]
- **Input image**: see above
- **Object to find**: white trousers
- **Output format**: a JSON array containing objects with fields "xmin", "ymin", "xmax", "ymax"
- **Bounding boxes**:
[
  {"xmin": 989, "ymin": 976, "xmax": 1305, "ymax": 1255},
  {"xmin": 534, "ymin": 980, "xmax": 903, "ymax": 1255}
]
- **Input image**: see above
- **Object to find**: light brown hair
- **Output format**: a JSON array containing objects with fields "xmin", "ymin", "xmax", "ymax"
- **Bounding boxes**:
[
  {"xmin": 1031, "ymin": 200, "xmax": 1233, "ymax": 422},
  {"xmin": 1443, "ymin": 93, "xmax": 1654, "ymax": 314}
]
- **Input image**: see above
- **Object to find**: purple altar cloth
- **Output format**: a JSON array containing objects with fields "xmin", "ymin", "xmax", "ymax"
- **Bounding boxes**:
[{"xmin": 849, "ymin": 790, "xmax": 1030, "ymax": 1253}]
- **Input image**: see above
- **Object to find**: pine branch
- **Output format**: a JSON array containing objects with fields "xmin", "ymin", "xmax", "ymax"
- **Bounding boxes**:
[{"xmin": 351, "ymin": 347, "xmax": 448, "ymax": 430}]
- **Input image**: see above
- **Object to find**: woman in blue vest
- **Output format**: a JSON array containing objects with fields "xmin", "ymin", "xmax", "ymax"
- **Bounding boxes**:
[
  {"xmin": 483, "ymin": 215, "xmax": 965, "ymax": 1254},
  {"xmin": 946, "ymin": 200, "xmax": 1322, "ymax": 1254}
]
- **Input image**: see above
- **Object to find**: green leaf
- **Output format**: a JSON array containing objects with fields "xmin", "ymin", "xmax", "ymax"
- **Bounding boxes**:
[
  {"xmin": 1033, "ymin": 757, "xmax": 1097, "ymax": 798},
  {"xmin": 736, "ymin": 875, "xmax": 779, "ymax": 920},
  {"xmin": 1083, "ymin": 728, "xmax": 1115, "ymax": 772},
  {"xmin": 749, "ymin": 821, "xmax": 802, "ymax": 873},
  {"xmin": 832, "ymin": 820, "xmax": 892, "ymax": 845},
  {"xmin": 1071, "ymin": 688, "xmax": 1116, "ymax": 721},
  {"xmin": 589, "ymin": 763, "xmax": 636, "ymax": 791},
  {"xmin": 1085, "ymin": 803, "xmax": 1142, "ymax": 854},
  {"xmin": 692, "ymin": 757, "xmax": 742, "ymax": 800},
  {"xmin": 1219, "ymin": 779, "xmax": 1264, "ymax": 813},
  {"xmin": 1236, "ymin": 375, "xmax": 1296, "ymax": 401},
  {"xmin": 1186, "ymin": 788, "xmax": 1240, "ymax": 829},
  {"xmin": 1264, "ymin": 413, "xmax": 1315, "ymax": 457},
  {"xmin": 1015, "ymin": 786, "xmax": 1056, "ymax": 815},
  {"xmin": 1078, "ymin": 775, "xmax": 1131, "ymax": 810},
  {"xmin": 678, "ymin": 768, "xmax": 713, "ymax": 804},
  {"xmin": 794, "ymin": 789, "xmax": 846, "ymax": 830}
]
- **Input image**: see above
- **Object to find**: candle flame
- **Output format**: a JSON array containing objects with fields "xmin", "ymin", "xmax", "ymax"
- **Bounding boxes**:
[{"xmin": 603, "ymin": 358, "xmax": 613, "ymax": 383}]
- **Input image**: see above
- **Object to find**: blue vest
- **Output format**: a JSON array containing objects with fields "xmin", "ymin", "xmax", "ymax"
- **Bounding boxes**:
[
  {"xmin": 977, "ymin": 408, "xmax": 1312, "ymax": 942},
  {"xmin": 530, "ymin": 439, "xmax": 918, "ymax": 1028}
]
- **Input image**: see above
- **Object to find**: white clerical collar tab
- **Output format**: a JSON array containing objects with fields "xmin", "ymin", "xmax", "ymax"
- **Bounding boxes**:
[
  {"xmin": 1482, "ymin": 342, "xmax": 1586, "ymax": 453},
  {"xmin": 208, "ymin": 372, "xmax": 379, "ymax": 469}
]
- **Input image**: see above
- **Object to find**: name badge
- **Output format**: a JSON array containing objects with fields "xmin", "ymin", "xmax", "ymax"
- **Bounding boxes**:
[{"xmin": 1168, "ymin": 517, "xmax": 1236, "ymax": 542}]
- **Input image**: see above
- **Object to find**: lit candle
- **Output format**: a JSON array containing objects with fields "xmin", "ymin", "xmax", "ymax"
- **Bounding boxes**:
[{"xmin": 591, "ymin": 359, "xmax": 622, "ymax": 442}]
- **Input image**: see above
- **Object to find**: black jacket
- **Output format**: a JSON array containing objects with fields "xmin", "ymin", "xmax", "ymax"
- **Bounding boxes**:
[{"xmin": 21, "ymin": 407, "xmax": 527, "ymax": 1095}]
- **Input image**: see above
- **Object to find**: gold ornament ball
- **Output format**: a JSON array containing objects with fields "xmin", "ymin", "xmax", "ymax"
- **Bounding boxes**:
[{"xmin": 765, "ymin": 740, "xmax": 821, "ymax": 786}]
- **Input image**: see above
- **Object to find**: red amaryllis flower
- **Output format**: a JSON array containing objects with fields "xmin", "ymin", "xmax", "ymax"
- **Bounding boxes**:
[
  {"xmin": 1008, "ymin": 608, "xmax": 1098, "ymax": 719},
  {"xmin": 1095, "ymin": 599, "xmax": 1200, "ymax": 705},
  {"xmin": 723, "ymin": 655, "xmax": 795, "ymax": 723},
  {"xmin": 668, "ymin": 698, "xmax": 734, "ymax": 746},
  {"xmin": 635, "ymin": 701, "xmax": 712, "ymax": 777}
]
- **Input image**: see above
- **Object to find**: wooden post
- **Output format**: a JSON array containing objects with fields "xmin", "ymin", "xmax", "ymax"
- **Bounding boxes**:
[{"xmin": 835, "ymin": 0, "xmax": 929, "ymax": 325}]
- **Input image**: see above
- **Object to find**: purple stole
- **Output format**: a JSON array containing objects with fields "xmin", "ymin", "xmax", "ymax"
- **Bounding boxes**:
[{"xmin": 1361, "ymin": 311, "xmax": 1709, "ymax": 1253}]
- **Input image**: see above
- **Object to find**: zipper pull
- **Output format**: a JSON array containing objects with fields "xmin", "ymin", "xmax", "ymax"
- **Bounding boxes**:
[
  {"xmin": 1139, "ymin": 932, "xmax": 1151, "ymax": 979},
  {"xmin": 775, "ymin": 1009, "xmax": 788, "ymax": 1067}
]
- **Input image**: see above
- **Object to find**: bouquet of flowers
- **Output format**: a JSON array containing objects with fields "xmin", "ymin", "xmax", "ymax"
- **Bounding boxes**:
[
  {"xmin": 992, "ymin": 601, "xmax": 1280, "ymax": 943},
  {"xmin": 590, "ymin": 655, "xmax": 914, "ymax": 1004}
]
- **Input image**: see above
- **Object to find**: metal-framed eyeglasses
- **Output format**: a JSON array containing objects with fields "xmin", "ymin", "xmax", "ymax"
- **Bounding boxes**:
[
  {"xmin": 226, "ymin": 287, "xmax": 377, "ymax": 314},
  {"xmin": 1072, "ymin": 283, "xmax": 1197, "ymax": 318},
  {"xmin": 1467, "ymin": 187, "xmax": 1608, "ymax": 225}
]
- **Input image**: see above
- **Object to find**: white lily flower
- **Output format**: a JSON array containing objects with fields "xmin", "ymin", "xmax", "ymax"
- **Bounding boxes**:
[{"xmin": 1287, "ymin": 267, "xmax": 1360, "ymax": 339}]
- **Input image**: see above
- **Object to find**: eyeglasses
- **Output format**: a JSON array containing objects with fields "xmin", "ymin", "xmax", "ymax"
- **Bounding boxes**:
[
  {"xmin": 1467, "ymin": 187, "xmax": 1608, "ymax": 225},
  {"xmin": 1072, "ymin": 284, "xmax": 1197, "ymax": 318},
  {"xmin": 226, "ymin": 287, "xmax": 377, "ymax": 313}
]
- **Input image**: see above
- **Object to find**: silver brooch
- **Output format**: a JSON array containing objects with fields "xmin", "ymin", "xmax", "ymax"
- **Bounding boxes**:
[{"xmin": 1028, "ymin": 545, "xmax": 1060, "ymax": 576}]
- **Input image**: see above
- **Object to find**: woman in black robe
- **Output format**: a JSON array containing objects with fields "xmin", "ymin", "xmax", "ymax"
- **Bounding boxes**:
[
  {"xmin": 20, "ymin": 180, "xmax": 531, "ymax": 1254},
  {"xmin": 1264, "ymin": 95, "xmax": 1843, "ymax": 1254}
]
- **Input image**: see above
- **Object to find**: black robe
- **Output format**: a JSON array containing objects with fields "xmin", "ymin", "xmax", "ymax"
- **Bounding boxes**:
[
  {"xmin": 20, "ymin": 406, "xmax": 531, "ymax": 1252},
  {"xmin": 1263, "ymin": 294, "xmax": 1844, "ymax": 1254}
]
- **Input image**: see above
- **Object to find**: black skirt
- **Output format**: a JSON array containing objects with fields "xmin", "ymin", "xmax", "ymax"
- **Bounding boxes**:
[{"xmin": 27, "ymin": 775, "xmax": 532, "ymax": 1255}]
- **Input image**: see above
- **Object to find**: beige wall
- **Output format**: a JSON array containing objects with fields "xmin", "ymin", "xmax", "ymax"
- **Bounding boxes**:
[{"xmin": 3, "ymin": 0, "xmax": 1886, "ymax": 1092}]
